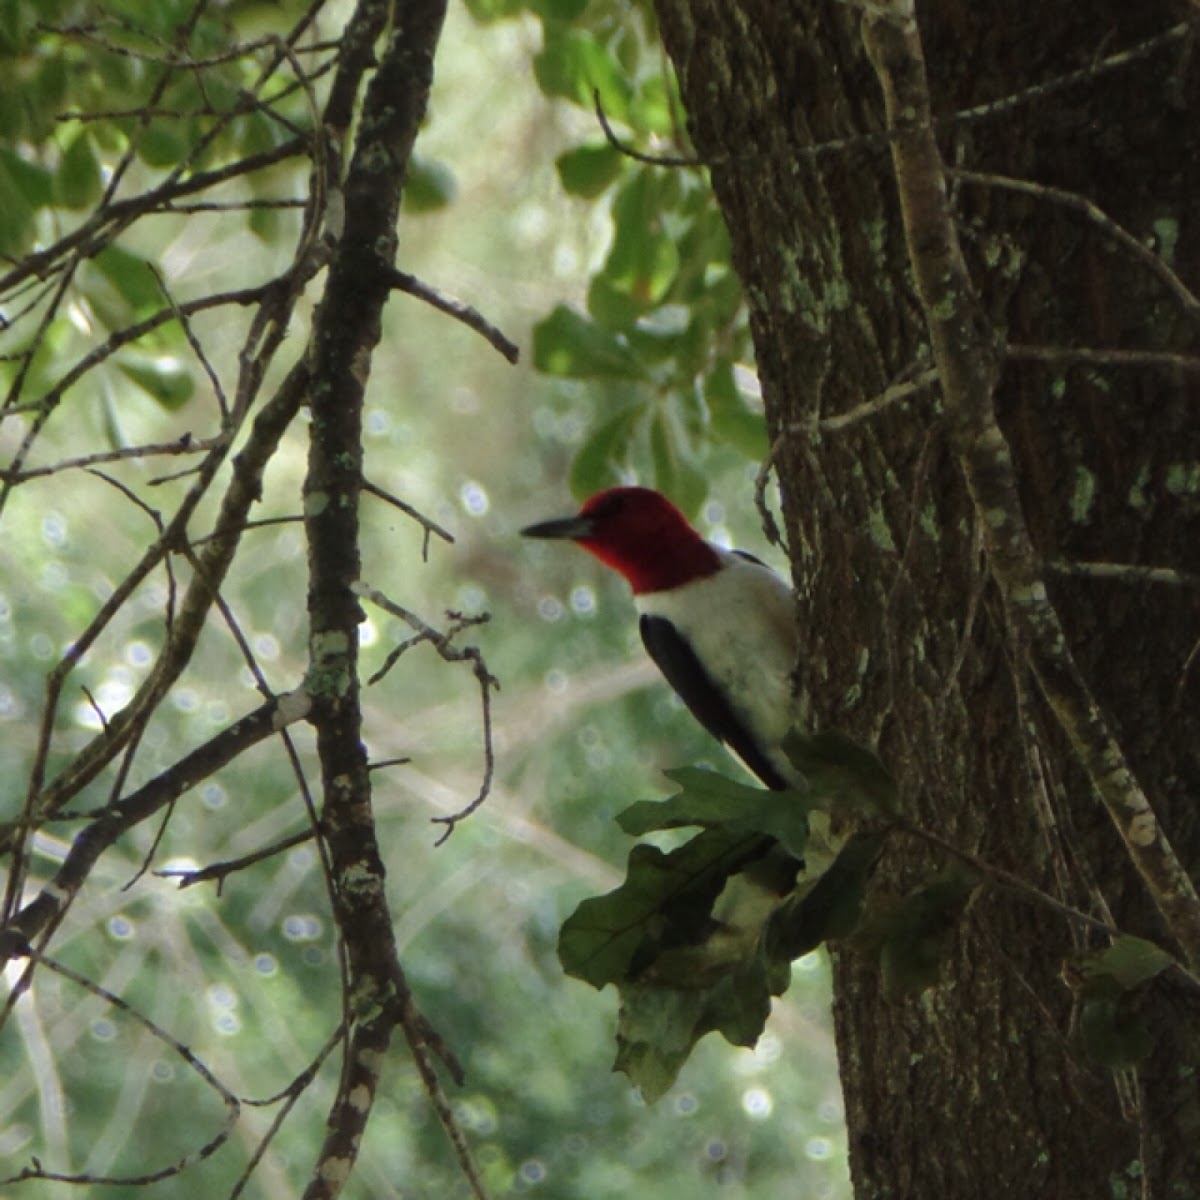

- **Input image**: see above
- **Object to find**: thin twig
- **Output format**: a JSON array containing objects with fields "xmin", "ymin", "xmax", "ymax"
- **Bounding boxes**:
[
  {"xmin": 230, "ymin": 1023, "xmax": 347, "ymax": 1199},
  {"xmin": 354, "ymin": 585, "xmax": 497, "ymax": 843},
  {"xmin": 386, "ymin": 268, "xmax": 520, "ymax": 363},
  {"xmin": 157, "ymin": 829, "xmax": 317, "ymax": 890},
  {"xmin": 0, "ymin": 434, "xmax": 213, "ymax": 482},
  {"xmin": 816, "ymin": 367, "xmax": 939, "ymax": 434},
  {"xmin": 897, "ymin": 823, "xmax": 1115, "ymax": 940},
  {"xmin": 0, "ymin": 692, "xmax": 313, "ymax": 964},
  {"xmin": 187, "ymin": 514, "xmax": 305, "ymax": 544},
  {"xmin": 77, "ymin": 685, "xmax": 108, "ymax": 733},
  {"xmin": 592, "ymin": 25, "xmax": 1191, "ymax": 170},
  {"xmin": 151, "ymin": 264, "xmax": 231, "ymax": 420},
  {"xmin": 592, "ymin": 87, "xmax": 702, "ymax": 167},
  {"xmin": 948, "ymin": 167, "xmax": 1200, "ymax": 322},
  {"xmin": 0, "ymin": 136, "xmax": 307, "ymax": 297},
  {"xmin": 361, "ymin": 476, "xmax": 455, "ymax": 561},
  {"xmin": 153, "ymin": 197, "xmax": 308, "ymax": 214},
  {"xmin": 0, "ymin": 946, "xmax": 241, "ymax": 1188},
  {"xmin": 753, "ymin": 365, "xmax": 939, "ymax": 550},
  {"xmin": 368, "ymin": 755, "xmax": 412, "ymax": 772},
  {"xmin": 1047, "ymin": 560, "xmax": 1200, "ymax": 590},
  {"xmin": 1007, "ymin": 343, "xmax": 1200, "ymax": 373}
]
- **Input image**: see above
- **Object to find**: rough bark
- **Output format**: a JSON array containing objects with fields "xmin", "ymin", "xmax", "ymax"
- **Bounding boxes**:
[
  {"xmin": 653, "ymin": 0, "xmax": 1200, "ymax": 1195},
  {"xmin": 300, "ymin": 1, "xmax": 465, "ymax": 1195}
]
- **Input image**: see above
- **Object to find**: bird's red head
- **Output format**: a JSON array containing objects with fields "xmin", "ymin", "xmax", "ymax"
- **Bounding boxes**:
[{"xmin": 521, "ymin": 486, "xmax": 721, "ymax": 594}]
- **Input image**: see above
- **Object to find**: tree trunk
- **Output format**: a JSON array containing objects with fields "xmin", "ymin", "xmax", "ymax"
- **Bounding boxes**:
[{"xmin": 653, "ymin": 1, "xmax": 1200, "ymax": 1195}]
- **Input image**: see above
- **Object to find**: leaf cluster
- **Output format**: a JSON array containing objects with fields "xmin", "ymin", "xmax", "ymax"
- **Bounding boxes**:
[
  {"xmin": 1071, "ymin": 935, "xmax": 1173, "ymax": 1068},
  {"xmin": 465, "ymin": 0, "xmax": 761, "ymax": 510},
  {"xmin": 0, "ymin": 0, "xmax": 313, "ymax": 417},
  {"xmin": 558, "ymin": 733, "xmax": 904, "ymax": 1100}
]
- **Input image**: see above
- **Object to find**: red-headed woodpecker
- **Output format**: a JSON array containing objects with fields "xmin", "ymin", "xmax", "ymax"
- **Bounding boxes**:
[{"xmin": 521, "ymin": 487, "xmax": 801, "ymax": 790}]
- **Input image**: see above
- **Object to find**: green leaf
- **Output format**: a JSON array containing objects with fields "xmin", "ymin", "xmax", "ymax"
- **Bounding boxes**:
[
  {"xmin": 35, "ymin": 53, "xmax": 70, "ymax": 117},
  {"xmin": 586, "ymin": 273, "xmax": 641, "ymax": 331},
  {"xmin": 627, "ymin": 308, "xmax": 691, "ymax": 357},
  {"xmin": 559, "ymin": 732, "xmax": 899, "ymax": 1100},
  {"xmin": 614, "ymin": 954, "xmax": 776, "ymax": 1102},
  {"xmin": 249, "ymin": 204, "xmax": 280, "ymax": 243},
  {"xmin": 558, "ymin": 827, "xmax": 766, "ymax": 990},
  {"xmin": 117, "ymin": 354, "xmax": 196, "ymax": 410},
  {"xmin": 705, "ymin": 361, "xmax": 768, "ymax": 459},
  {"xmin": 648, "ymin": 405, "xmax": 707, "ymax": 515},
  {"xmin": 1071, "ymin": 935, "xmax": 1171, "ymax": 1069},
  {"xmin": 530, "ymin": 0, "xmax": 590, "ymax": 18},
  {"xmin": 617, "ymin": 767, "xmax": 812, "ymax": 862},
  {"xmin": 0, "ymin": 156, "xmax": 36, "ymax": 257},
  {"xmin": 768, "ymin": 832, "xmax": 888, "ymax": 961},
  {"xmin": 533, "ymin": 27, "xmax": 631, "ymax": 120},
  {"xmin": 555, "ymin": 142, "xmax": 623, "ymax": 198},
  {"xmin": 1077, "ymin": 977, "xmax": 1155, "ymax": 1068},
  {"xmin": 0, "ymin": 0, "xmax": 25, "ymax": 55},
  {"xmin": 629, "ymin": 75, "xmax": 674, "ymax": 137},
  {"xmin": 1081, "ymin": 935, "xmax": 1173, "ymax": 991},
  {"xmin": 404, "ymin": 156, "xmax": 457, "ymax": 213},
  {"xmin": 855, "ymin": 867, "xmax": 978, "ymax": 1001},
  {"xmin": 603, "ymin": 170, "xmax": 680, "ymax": 307},
  {"xmin": 781, "ymin": 729, "xmax": 899, "ymax": 818},
  {"xmin": 569, "ymin": 404, "xmax": 643, "ymax": 498},
  {"xmin": 93, "ymin": 244, "xmax": 162, "ymax": 313},
  {"xmin": 532, "ymin": 305, "xmax": 647, "ymax": 380},
  {"xmin": 462, "ymin": 0, "xmax": 526, "ymax": 21},
  {"xmin": 54, "ymin": 130, "xmax": 102, "ymax": 209},
  {"xmin": 0, "ymin": 147, "xmax": 53, "ymax": 209},
  {"xmin": 108, "ymin": 0, "xmax": 196, "ymax": 39},
  {"xmin": 137, "ymin": 120, "xmax": 189, "ymax": 169},
  {"xmin": 559, "ymin": 768, "xmax": 826, "ymax": 1099},
  {"xmin": 614, "ymin": 987, "xmax": 712, "ymax": 1103},
  {"xmin": 101, "ymin": 386, "xmax": 127, "ymax": 453}
]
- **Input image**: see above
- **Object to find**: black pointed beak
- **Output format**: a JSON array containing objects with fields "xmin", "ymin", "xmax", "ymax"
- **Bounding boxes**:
[{"xmin": 520, "ymin": 514, "xmax": 595, "ymax": 540}]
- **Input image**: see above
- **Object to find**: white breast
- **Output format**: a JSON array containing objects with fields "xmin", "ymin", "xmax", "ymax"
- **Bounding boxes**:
[{"xmin": 635, "ymin": 548, "xmax": 801, "ymax": 783}]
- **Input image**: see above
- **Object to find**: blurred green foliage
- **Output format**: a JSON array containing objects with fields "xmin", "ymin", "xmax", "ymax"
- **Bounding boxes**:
[
  {"xmin": 0, "ymin": 0, "xmax": 306, "ymax": 431},
  {"xmin": 507, "ymin": 0, "xmax": 767, "ymax": 514},
  {"xmin": 0, "ymin": 2, "xmax": 848, "ymax": 1197}
]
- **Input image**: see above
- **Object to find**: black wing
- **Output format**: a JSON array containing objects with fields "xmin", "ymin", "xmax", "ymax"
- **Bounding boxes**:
[{"xmin": 639, "ymin": 613, "xmax": 789, "ymax": 790}]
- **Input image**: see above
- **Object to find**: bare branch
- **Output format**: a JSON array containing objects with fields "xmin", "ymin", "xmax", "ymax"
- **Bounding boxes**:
[
  {"xmin": 386, "ymin": 267, "xmax": 520, "ymax": 363},
  {"xmin": 361, "ymin": 476, "xmax": 455, "ymax": 559},
  {"xmin": 296, "ymin": 3, "xmax": 487, "ymax": 1195},
  {"xmin": 816, "ymin": 367, "xmax": 939, "ymax": 434},
  {"xmin": 0, "ymin": 947, "xmax": 240, "ymax": 1188},
  {"xmin": 754, "ymin": 365, "xmax": 939, "ymax": 551},
  {"xmin": 158, "ymin": 828, "xmax": 316, "ymax": 890},
  {"xmin": 0, "ymin": 434, "xmax": 214, "ymax": 483},
  {"xmin": 0, "ymin": 690, "xmax": 312, "ymax": 967},
  {"xmin": 9, "ymin": 355, "xmax": 313, "ymax": 854},
  {"xmin": 896, "ymin": 822, "xmax": 1118, "ymax": 940},
  {"xmin": 230, "ymin": 1024, "xmax": 347, "ymax": 1199},
  {"xmin": 0, "ymin": 136, "xmax": 308, "ymax": 298},
  {"xmin": 151, "ymin": 264, "xmax": 231, "ymax": 419},
  {"xmin": 602, "ymin": 23, "xmax": 1192, "ymax": 173},
  {"xmin": 354, "ymin": 586, "xmax": 498, "ymax": 843}
]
